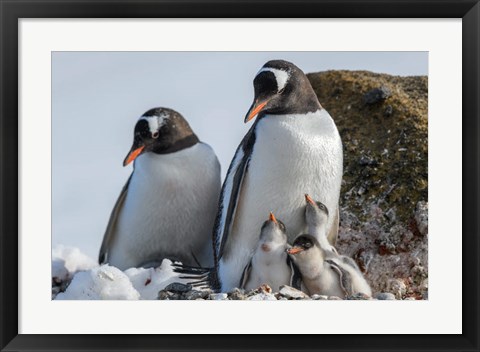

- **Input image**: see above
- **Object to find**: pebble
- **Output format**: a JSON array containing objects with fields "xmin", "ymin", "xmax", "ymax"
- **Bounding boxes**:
[
  {"xmin": 375, "ymin": 292, "xmax": 396, "ymax": 300},
  {"xmin": 257, "ymin": 284, "xmax": 272, "ymax": 294},
  {"xmin": 328, "ymin": 296, "xmax": 342, "ymax": 300},
  {"xmin": 311, "ymin": 294, "xmax": 328, "ymax": 300},
  {"xmin": 278, "ymin": 285, "xmax": 309, "ymax": 300},
  {"xmin": 358, "ymin": 155, "xmax": 378, "ymax": 167},
  {"xmin": 363, "ymin": 86, "xmax": 391, "ymax": 105},
  {"xmin": 346, "ymin": 292, "xmax": 371, "ymax": 300},
  {"xmin": 409, "ymin": 257, "xmax": 421, "ymax": 266},
  {"xmin": 385, "ymin": 208, "xmax": 397, "ymax": 222},
  {"xmin": 164, "ymin": 282, "xmax": 192, "ymax": 293},
  {"xmin": 209, "ymin": 293, "xmax": 228, "ymax": 300},
  {"xmin": 357, "ymin": 186, "xmax": 366, "ymax": 196},
  {"xmin": 419, "ymin": 278, "xmax": 428, "ymax": 292},
  {"xmin": 247, "ymin": 293, "xmax": 277, "ymax": 301},
  {"xmin": 227, "ymin": 288, "xmax": 247, "ymax": 300},
  {"xmin": 387, "ymin": 279, "xmax": 407, "ymax": 299},
  {"xmin": 157, "ymin": 291, "xmax": 173, "ymax": 300},
  {"xmin": 184, "ymin": 290, "xmax": 210, "ymax": 300}
]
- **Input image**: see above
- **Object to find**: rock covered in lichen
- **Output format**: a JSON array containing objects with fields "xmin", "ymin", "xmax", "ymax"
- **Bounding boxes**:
[
  {"xmin": 415, "ymin": 201, "xmax": 428, "ymax": 236},
  {"xmin": 335, "ymin": 201, "xmax": 428, "ymax": 299},
  {"xmin": 307, "ymin": 70, "xmax": 428, "ymax": 225},
  {"xmin": 307, "ymin": 70, "xmax": 428, "ymax": 300}
]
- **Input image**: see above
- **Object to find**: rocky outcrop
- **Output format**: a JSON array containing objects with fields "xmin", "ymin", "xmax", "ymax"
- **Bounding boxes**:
[{"xmin": 307, "ymin": 70, "xmax": 428, "ymax": 299}]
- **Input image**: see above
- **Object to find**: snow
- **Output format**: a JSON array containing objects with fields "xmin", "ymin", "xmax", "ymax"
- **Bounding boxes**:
[
  {"xmin": 52, "ymin": 245, "xmax": 98, "ymax": 281},
  {"xmin": 55, "ymin": 265, "xmax": 140, "ymax": 300},
  {"xmin": 124, "ymin": 259, "xmax": 194, "ymax": 300},
  {"xmin": 53, "ymin": 246, "xmax": 199, "ymax": 300}
]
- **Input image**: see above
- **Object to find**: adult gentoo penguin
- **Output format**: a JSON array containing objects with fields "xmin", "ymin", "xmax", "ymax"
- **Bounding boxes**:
[
  {"xmin": 99, "ymin": 107, "xmax": 221, "ymax": 270},
  {"xmin": 214, "ymin": 60, "xmax": 343, "ymax": 291},
  {"xmin": 239, "ymin": 212, "xmax": 301, "ymax": 291}
]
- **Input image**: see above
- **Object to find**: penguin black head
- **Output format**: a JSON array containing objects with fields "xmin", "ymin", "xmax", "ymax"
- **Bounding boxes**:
[
  {"xmin": 286, "ymin": 234, "xmax": 319, "ymax": 255},
  {"xmin": 123, "ymin": 107, "xmax": 199, "ymax": 166},
  {"xmin": 244, "ymin": 60, "xmax": 321, "ymax": 123},
  {"xmin": 259, "ymin": 212, "xmax": 288, "ymax": 245}
]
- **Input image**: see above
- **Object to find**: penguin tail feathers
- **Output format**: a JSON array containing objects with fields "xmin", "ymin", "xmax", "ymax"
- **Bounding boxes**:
[{"xmin": 171, "ymin": 262, "xmax": 218, "ymax": 291}]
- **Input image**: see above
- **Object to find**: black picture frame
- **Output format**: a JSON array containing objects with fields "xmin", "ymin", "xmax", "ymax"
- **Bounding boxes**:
[{"xmin": 1, "ymin": 1, "xmax": 478, "ymax": 351}]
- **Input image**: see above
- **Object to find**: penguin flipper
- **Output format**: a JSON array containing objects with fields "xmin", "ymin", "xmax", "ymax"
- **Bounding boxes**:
[
  {"xmin": 171, "ymin": 261, "xmax": 213, "ymax": 291},
  {"xmin": 326, "ymin": 259, "xmax": 354, "ymax": 297},
  {"xmin": 327, "ymin": 206, "xmax": 340, "ymax": 246},
  {"xmin": 342, "ymin": 256, "xmax": 362, "ymax": 273},
  {"xmin": 287, "ymin": 255, "xmax": 303, "ymax": 290},
  {"xmin": 239, "ymin": 259, "xmax": 253, "ymax": 289},
  {"xmin": 98, "ymin": 174, "xmax": 132, "ymax": 264},
  {"xmin": 214, "ymin": 132, "xmax": 254, "ymax": 260}
]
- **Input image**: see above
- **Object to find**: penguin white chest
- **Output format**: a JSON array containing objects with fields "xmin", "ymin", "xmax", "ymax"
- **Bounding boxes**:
[
  {"xmin": 247, "ymin": 253, "xmax": 291, "ymax": 292},
  {"xmin": 236, "ymin": 110, "xmax": 342, "ymax": 243},
  {"xmin": 109, "ymin": 143, "xmax": 220, "ymax": 269},
  {"xmin": 219, "ymin": 110, "xmax": 343, "ymax": 291}
]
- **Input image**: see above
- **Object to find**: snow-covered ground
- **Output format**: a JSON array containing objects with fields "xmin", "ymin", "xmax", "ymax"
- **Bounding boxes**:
[{"xmin": 52, "ymin": 245, "xmax": 195, "ymax": 300}]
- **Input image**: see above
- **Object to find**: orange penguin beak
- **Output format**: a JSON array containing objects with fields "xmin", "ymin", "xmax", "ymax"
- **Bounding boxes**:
[
  {"xmin": 123, "ymin": 145, "xmax": 145, "ymax": 166},
  {"xmin": 287, "ymin": 246, "xmax": 304, "ymax": 255},
  {"xmin": 269, "ymin": 211, "xmax": 278, "ymax": 224},
  {"xmin": 244, "ymin": 100, "xmax": 269, "ymax": 123},
  {"xmin": 305, "ymin": 194, "xmax": 315, "ymax": 206}
]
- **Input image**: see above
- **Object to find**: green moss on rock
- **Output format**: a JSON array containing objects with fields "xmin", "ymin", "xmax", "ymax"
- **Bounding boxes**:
[{"xmin": 307, "ymin": 70, "xmax": 428, "ymax": 223}]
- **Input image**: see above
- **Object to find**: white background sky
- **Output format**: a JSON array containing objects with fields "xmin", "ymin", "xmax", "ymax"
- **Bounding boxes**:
[{"xmin": 52, "ymin": 51, "xmax": 428, "ymax": 259}]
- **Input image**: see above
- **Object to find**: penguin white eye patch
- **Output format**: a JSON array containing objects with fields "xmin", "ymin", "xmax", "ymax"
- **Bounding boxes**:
[
  {"xmin": 256, "ymin": 67, "xmax": 289, "ymax": 92},
  {"xmin": 139, "ymin": 115, "xmax": 167, "ymax": 134}
]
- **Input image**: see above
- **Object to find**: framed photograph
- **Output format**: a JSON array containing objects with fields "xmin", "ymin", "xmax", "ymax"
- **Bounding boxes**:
[{"xmin": 1, "ymin": 0, "xmax": 478, "ymax": 351}]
